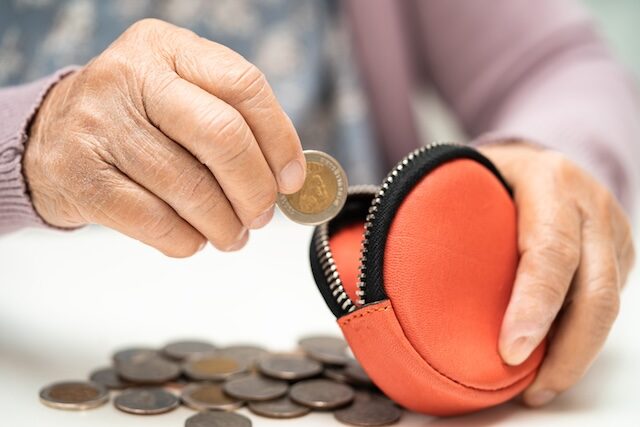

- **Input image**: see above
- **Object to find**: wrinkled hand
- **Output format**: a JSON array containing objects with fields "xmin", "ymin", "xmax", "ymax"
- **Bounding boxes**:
[
  {"xmin": 480, "ymin": 142, "xmax": 635, "ymax": 407},
  {"xmin": 25, "ymin": 19, "xmax": 305, "ymax": 256}
]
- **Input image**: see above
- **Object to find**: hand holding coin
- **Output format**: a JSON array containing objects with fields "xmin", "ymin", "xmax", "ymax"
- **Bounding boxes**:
[{"xmin": 277, "ymin": 151, "xmax": 348, "ymax": 225}]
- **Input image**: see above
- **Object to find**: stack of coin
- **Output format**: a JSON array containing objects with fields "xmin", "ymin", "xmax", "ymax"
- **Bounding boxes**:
[{"xmin": 39, "ymin": 336, "xmax": 403, "ymax": 426}]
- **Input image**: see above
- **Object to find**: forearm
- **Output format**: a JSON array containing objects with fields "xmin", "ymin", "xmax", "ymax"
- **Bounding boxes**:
[{"xmin": 0, "ymin": 67, "xmax": 77, "ymax": 235}]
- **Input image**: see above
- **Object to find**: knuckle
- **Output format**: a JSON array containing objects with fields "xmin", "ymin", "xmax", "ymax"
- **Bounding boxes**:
[
  {"xmin": 227, "ymin": 62, "xmax": 269, "ymax": 105},
  {"xmin": 533, "ymin": 232, "xmax": 581, "ymax": 272},
  {"xmin": 141, "ymin": 212, "xmax": 179, "ymax": 243},
  {"xmin": 125, "ymin": 18, "xmax": 166, "ymax": 36},
  {"xmin": 585, "ymin": 278, "xmax": 621, "ymax": 327},
  {"xmin": 206, "ymin": 110, "xmax": 254, "ymax": 165}
]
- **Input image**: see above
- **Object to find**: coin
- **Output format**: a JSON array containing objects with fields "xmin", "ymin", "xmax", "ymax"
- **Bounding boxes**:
[
  {"xmin": 183, "ymin": 354, "xmax": 249, "ymax": 381},
  {"xmin": 344, "ymin": 359, "xmax": 375, "ymax": 388},
  {"xmin": 112, "ymin": 347, "xmax": 159, "ymax": 365},
  {"xmin": 257, "ymin": 354, "xmax": 323, "ymax": 381},
  {"xmin": 89, "ymin": 367, "xmax": 130, "ymax": 390},
  {"xmin": 116, "ymin": 355, "xmax": 181, "ymax": 384},
  {"xmin": 217, "ymin": 345, "xmax": 268, "ymax": 366},
  {"xmin": 289, "ymin": 379, "xmax": 355, "ymax": 409},
  {"xmin": 223, "ymin": 374, "xmax": 288, "ymax": 401},
  {"xmin": 276, "ymin": 150, "xmax": 348, "ymax": 225},
  {"xmin": 299, "ymin": 335, "xmax": 350, "ymax": 366},
  {"xmin": 162, "ymin": 340, "xmax": 217, "ymax": 360},
  {"xmin": 114, "ymin": 388, "xmax": 180, "ymax": 415},
  {"xmin": 181, "ymin": 382, "xmax": 244, "ymax": 411},
  {"xmin": 334, "ymin": 392, "xmax": 402, "ymax": 426},
  {"xmin": 248, "ymin": 396, "xmax": 311, "ymax": 419},
  {"xmin": 185, "ymin": 411, "xmax": 252, "ymax": 427},
  {"xmin": 39, "ymin": 381, "xmax": 109, "ymax": 410},
  {"xmin": 324, "ymin": 366, "xmax": 350, "ymax": 383}
]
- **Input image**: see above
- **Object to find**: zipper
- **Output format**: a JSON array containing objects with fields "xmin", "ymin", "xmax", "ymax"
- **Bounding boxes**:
[{"xmin": 311, "ymin": 142, "xmax": 510, "ymax": 316}]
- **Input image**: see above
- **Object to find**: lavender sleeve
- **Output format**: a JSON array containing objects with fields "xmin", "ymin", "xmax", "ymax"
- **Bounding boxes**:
[
  {"xmin": 414, "ymin": 0, "xmax": 640, "ymax": 213},
  {"xmin": 0, "ymin": 68, "xmax": 76, "ymax": 235}
]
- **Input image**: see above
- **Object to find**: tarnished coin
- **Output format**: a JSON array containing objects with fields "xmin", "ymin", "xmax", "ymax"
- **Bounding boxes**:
[
  {"xmin": 217, "ymin": 345, "xmax": 268, "ymax": 366},
  {"xmin": 185, "ymin": 411, "xmax": 252, "ymax": 427},
  {"xmin": 116, "ymin": 356, "xmax": 181, "ymax": 384},
  {"xmin": 334, "ymin": 392, "xmax": 402, "ymax": 426},
  {"xmin": 257, "ymin": 354, "xmax": 322, "ymax": 381},
  {"xmin": 183, "ymin": 354, "xmax": 248, "ymax": 381},
  {"xmin": 114, "ymin": 388, "xmax": 180, "ymax": 415},
  {"xmin": 162, "ymin": 340, "xmax": 217, "ymax": 361},
  {"xmin": 344, "ymin": 359, "xmax": 375, "ymax": 388},
  {"xmin": 112, "ymin": 347, "xmax": 159, "ymax": 365},
  {"xmin": 299, "ymin": 335, "xmax": 349, "ymax": 366},
  {"xmin": 89, "ymin": 367, "xmax": 130, "ymax": 390},
  {"xmin": 277, "ymin": 150, "xmax": 348, "ymax": 225},
  {"xmin": 324, "ymin": 366, "xmax": 350, "ymax": 384},
  {"xmin": 223, "ymin": 374, "xmax": 288, "ymax": 401},
  {"xmin": 289, "ymin": 379, "xmax": 355, "ymax": 409},
  {"xmin": 181, "ymin": 382, "xmax": 244, "ymax": 411},
  {"xmin": 248, "ymin": 396, "xmax": 311, "ymax": 419},
  {"xmin": 39, "ymin": 381, "xmax": 109, "ymax": 410}
]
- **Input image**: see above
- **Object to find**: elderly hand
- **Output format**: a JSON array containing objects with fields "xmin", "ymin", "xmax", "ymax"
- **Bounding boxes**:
[
  {"xmin": 24, "ymin": 19, "xmax": 305, "ymax": 257},
  {"xmin": 480, "ymin": 142, "xmax": 635, "ymax": 407}
]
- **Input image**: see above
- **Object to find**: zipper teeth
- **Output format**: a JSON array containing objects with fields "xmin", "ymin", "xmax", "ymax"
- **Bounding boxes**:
[
  {"xmin": 315, "ymin": 185, "xmax": 379, "ymax": 314},
  {"xmin": 355, "ymin": 142, "xmax": 453, "ymax": 305}
]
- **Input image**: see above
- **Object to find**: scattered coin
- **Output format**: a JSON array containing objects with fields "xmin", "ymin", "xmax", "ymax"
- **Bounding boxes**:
[
  {"xmin": 344, "ymin": 359, "xmax": 375, "ymax": 388},
  {"xmin": 290, "ymin": 379, "xmax": 355, "ymax": 409},
  {"xmin": 277, "ymin": 150, "xmax": 348, "ymax": 226},
  {"xmin": 89, "ymin": 367, "xmax": 130, "ymax": 390},
  {"xmin": 258, "ymin": 354, "xmax": 322, "ymax": 381},
  {"xmin": 334, "ymin": 392, "xmax": 402, "ymax": 426},
  {"xmin": 181, "ymin": 382, "xmax": 244, "ymax": 411},
  {"xmin": 223, "ymin": 374, "xmax": 288, "ymax": 401},
  {"xmin": 183, "ymin": 354, "xmax": 249, "ymax": 381},
  {"xmin": 299, "ymin": 335, "xmax": 350, "ymax": 365},
  {"xmin": 218, "ymin": 345, "xmax": 268, "ymax": 366},
  {"xmin": 39, "ymin": 381, "xmax": 109, "ymax": 410},
  {"xmin": 112, "ymin": 347, "xmax": 159, "ymax": 365},
  {"xmin": 114, "ymin": 388, "xmax": 180, "ymax": 415},
  {"xmin": 162, "ymin": 340, "xmax": 217, "ymax": 361},
  {"xmin": 185, "ymin": 411, "xmax": 252, "ymax": 427},
  {"xmin": 324, "ymin": 366, "xmax": 351, "ymax": 384},
  {"xmin": 248, "ymin": 396, "xmax": 311, "ymax": 419},
  {"xmin": 116, "ymin": 356, "xmax": 181, "ymax": 384}
]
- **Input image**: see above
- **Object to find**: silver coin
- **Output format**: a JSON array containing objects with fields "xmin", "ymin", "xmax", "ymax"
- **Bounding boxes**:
[
  {"xmin": 162, "ymin": 340, "xmax": 217, "ymax": 360},
  {"xmin": 248, "ymin": 396, "xmax": 311, "ymax": 419},
  {"xmin": 116, "ymin": 355, "xmax": 181, "ymax": 384},
  {"xmin": 223, "ymin": 374, "xmax": 288, "ymax": 401},
  {"xmin": 181, "ymin": 382, "xmax": 244, "ymax": 411},
  {"xmin": 334, "ymin": 392, "xmax": 402, "ymax": 426},
  {"xmin": 217, "ymin": 345, "xmax": 268, "ymax": 366},
  {"xmin": 112, "ymin": 347, "xmax": 159, "ymax": 365},
  {"xmin": 114, "ymin": 388, "xmax": 180, "ymax": 415},
  {"xmin": 289, "ymin": 379, "xmax": 355, "ymax": 409},
  {"xmin": 344, "ymin": 360, "xmax": 375, "ymax": 388},
  {"xmin": 257, "ymin": 354, "xmax": 322, "ymax": 381},
  {"xmin": 183, "ymin": 354, "xmax": 249, "ymax": 381},
  {"xmin": 276, "ymin": 150, "xmax": 348, "ymax": 226},
  {"xmin": 39, "ymin": 381, "xmax": 109, "ymax": 410},
  {"xmin": 185, "ymin": 411, "xmax": 252, "ymax": 427},
  {"xmin": 89, "ymin": 367, "xmax": 130, "ymax": 390},
  {"xmin": 299, "ymin": 335, "xmax": 350, "ymax": 366},
  {"xmin": 323, "ymin": 366, "xmax": 350, "ymax": 384}
]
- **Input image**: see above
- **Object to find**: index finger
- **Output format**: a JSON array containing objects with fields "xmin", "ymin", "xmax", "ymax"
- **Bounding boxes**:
[{"xmin": 164, "ymin": 26, "xmax": 306, "ymax": 194}]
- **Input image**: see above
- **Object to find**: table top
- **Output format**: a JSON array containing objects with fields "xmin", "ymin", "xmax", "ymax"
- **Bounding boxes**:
[{"xmin": 1, "ymin": 215, "xmax": 638, "ymax": 426}]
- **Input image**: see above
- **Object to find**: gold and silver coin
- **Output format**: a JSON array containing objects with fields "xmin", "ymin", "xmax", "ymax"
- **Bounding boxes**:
[
  {"xmin": 181, "ymin": 382, "xmax": 244, "ymax": 411},
  {"xmin": 39, "ymin": 381, "xmax": 109, "ymax": 410},
  {"xmin": 277, "ymin": 150, "xmax": 348, "ymax": 226}
]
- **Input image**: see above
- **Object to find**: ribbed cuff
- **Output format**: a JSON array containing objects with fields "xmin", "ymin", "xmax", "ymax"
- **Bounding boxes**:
[{"xmin": 0, "ymin": 67, "xmax": 79, "ymax": 235}]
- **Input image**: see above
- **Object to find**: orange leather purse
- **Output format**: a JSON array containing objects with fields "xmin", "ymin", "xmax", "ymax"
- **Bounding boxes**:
[{"xmin": 309, "ymin": 143, "xmax": 545, "ymax": 416}]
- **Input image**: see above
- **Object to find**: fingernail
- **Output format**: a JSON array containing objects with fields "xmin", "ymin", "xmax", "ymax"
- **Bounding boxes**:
[
  {"xmin": 527, "ymin": 389, "xmax": 556, "ymax": 407},
  {"xmin": 249, "ymin": 206, "xmax": 274, "ymax": 229},
  {"xmin": 278, "ymin": 160, "xmax": 305, "ymax": 194},
  {"xmin": 504, "ymin": 335, "xmax": 536, "ymax": 365},
  {"xmin": 226, "ymin": 229, "xmax": 248, "ymax": 252}
]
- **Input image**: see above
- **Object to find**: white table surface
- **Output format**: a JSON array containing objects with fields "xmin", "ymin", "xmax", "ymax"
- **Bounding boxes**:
[{"xmin": 1, "ymin": 214, "xmax": 639, "ymax": 426}]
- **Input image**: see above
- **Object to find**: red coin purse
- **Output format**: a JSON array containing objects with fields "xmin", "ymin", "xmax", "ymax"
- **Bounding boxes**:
[{"xmin": 309, "ymin": 143, "xmax": 546, "ymax": 416}]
